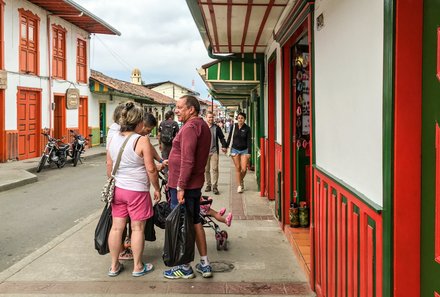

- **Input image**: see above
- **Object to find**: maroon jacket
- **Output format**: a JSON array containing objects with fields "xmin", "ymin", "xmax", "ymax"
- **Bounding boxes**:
[{"xmin": 168, "ymin": 117, "xmax": 210, "ymax": 190}]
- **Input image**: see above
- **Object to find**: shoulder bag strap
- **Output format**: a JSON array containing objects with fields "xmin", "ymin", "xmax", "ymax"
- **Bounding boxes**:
[
  {"xmin": 228, "ymin": 124, "xmax": 235, "ymax": 150},
  {"xmin": 111, "ymin": 133, "xmax": 135, "ymax": 177}
]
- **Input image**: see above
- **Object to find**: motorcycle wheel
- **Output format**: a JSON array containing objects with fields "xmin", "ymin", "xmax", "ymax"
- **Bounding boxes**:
[
  {"xmin": 57, "ymin": 157, "xmax": 66, "ymax": 168},
  {"xmin": 36, "ymin": 155, "xmax": 47, "ymax": 173},
  {"xmin": 73, "ymin": 151, "xmax": 80, "ymax": 167}
]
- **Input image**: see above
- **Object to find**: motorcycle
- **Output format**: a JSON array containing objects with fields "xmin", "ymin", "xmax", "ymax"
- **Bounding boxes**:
[
  {"xmin": 68, "ymin": 130, "xmax": 92, "ymax": 166},
  {"xmin": 36, "ymin": 130, "xmax": 70, "ymax": 172}
]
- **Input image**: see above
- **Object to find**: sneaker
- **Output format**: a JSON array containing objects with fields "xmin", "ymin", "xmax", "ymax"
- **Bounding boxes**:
[
  {"xmin": 195, "ymin": 263, "xmax": 213, "ymax": 278},
  {"xmin": 163, "ymin": 265, "xmax": 195, "ymax": 279},
  {"xmin": 218, "ymin": 208, "xmax": 226, "ymax": 216},
  {"xmin": 237, "ymin": 186, "xmax": 243, "ymax": 193},
  {"xmin": 225, "ymin": 213, "xmax": 233, "ymax": 227},
  {"xmin": 213, "ymin": 188, "xmax": 219, "ymax": 195},
  {"xmin": 240, "ymin": 180, "xmax": 244, "ymax": 190},
  {"xmin": 205, "ymin": 185, "xmax": 211, "ymax": 192}
]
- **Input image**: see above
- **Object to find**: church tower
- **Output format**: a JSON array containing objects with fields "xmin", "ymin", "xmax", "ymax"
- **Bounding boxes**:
[{"xmin": 131, "ymin": 68, "xmax": 142, "ymax": 85}]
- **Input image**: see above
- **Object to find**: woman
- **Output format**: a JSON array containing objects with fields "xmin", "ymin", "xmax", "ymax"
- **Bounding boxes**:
[
  {"xmin": 106, "ymin": 102, "xmax": 161, "ymax": 277},
  {"xmin": 226, "ymin": 112, "xmax": 251, "ymax": 193}
]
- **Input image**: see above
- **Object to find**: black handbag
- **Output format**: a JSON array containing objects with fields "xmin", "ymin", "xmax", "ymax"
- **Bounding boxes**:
[
  {"xmin": 144, "ymin": 216, "xmax": 156, "ymax": 242},
  {"xmin": 94, "ymin": 203, "xmax": 112, "ymax": 255}
]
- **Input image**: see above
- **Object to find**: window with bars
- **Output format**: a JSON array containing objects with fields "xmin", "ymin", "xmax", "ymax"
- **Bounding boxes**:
[
  {"xmin": 19, "ymin": 9, "xmax": 39, "ymax": 75},
  {"xmin": 52, "ymin": 25, "xmax": 66, "ymax": 79},
  {"xmin": 76, "ymin": 39, "xmax": 87, "ymax": 83}
]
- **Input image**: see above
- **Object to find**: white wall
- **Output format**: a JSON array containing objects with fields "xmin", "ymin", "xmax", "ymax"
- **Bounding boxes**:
[
  {"xmin": 4, "ymin": 0, "xmax": 91, "ymax": 130},
  {"xmin": 152, "ymin": 83, "xmax": 190, "ymax": 101},
  {"xmin": 314, "ymin": 0, "xmax": 384, "ymax": 206}
]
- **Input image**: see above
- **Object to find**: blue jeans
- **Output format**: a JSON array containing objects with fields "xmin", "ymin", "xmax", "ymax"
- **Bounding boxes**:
[{"xmin": 168, "ymin": 188, "xmax": 202, "ymax": 224}]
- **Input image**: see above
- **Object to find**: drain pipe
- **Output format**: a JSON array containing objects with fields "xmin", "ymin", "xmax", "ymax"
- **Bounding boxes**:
[{"xmin": 46, "ymin": 13, "xmax": 53, "ymax": 133}]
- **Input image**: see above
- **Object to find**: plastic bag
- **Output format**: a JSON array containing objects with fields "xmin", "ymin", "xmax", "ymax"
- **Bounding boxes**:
[
  {"xmin": 162, "ymin": 205, "xmax": 195, "ymax": 267},
  {"xmin": 144, "ymin": 216, "xmax": 156, "ymax": 242},
  {"xmin": 154, "ymin": 201, "xmax": 171, "ymax": 229},
  {"xmin": 94, "ymin": 203, "xmax": 112, "ymax": 255}
]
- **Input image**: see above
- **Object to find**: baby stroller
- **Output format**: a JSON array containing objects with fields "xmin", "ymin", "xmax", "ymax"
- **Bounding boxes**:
[{"xmin": 158, "ymin": 172, "xmax": 229, "ymax": 251}]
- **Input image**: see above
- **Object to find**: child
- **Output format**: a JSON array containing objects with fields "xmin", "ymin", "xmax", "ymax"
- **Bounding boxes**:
[{"xmin": 200, "ymin": 196, "xmax": 233, "ymax": 227}]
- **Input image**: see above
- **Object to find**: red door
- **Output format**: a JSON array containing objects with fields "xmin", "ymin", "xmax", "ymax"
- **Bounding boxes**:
[
  {"xmin": 54, "ymin": 95, "xmax": 66, "ymax": 140},
  {"xmin": 78, "ymin": 96, "xmax": 88, "ymax": 138},
  {"xmin": 17, "ymin": 89, "xmax": 39, "ymax": 160}
]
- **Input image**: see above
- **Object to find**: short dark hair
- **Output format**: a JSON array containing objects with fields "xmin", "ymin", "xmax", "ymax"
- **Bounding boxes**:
[
  {"xmin": 237, "ymin": 112, "xmax": 246, "ymax": 120},
  {"xmin": 143, "ymin": 112, "xmax": 157, "ymax": 127},
  {"xmin": 165, "ymin": 110, "xmax": 174, "ymax": 120},
  {"xmin": 181, "ymin": 95, "xmax": 200, "ymax": 114}
]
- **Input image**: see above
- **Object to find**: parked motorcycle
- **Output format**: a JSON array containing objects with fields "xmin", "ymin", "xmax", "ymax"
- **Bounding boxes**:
[
  {"xmin": 36, "ymin": 130, "xmax": 70, "ymax": 172},
  {"xmin": 68, "ymin": 130, "xmax": 92, "ymax": 167}
]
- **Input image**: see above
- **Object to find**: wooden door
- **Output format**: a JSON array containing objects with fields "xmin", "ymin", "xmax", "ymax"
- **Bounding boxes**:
[
  {"xmin": 78, "ymin": 96, "xmax": 88, "ymax": 138},
  {"xmin": 421, "ymin": 1, "xmax": 440, "ymax": 295},
  {"xmin": 17, "ymin": 89, "xmax": 39, "ymax": 159},
  {"xmin": 53, "ymin": 95, "xmax": 65, "ymax": 140}
]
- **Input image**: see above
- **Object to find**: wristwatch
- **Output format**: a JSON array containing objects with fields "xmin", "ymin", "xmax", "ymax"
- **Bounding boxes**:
[{"xmin": 176, "ymin": 186, "xmax": 184, "ymax": 192}]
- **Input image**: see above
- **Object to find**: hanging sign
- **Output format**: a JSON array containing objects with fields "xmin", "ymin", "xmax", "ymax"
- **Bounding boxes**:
[
  {"xmin": 0, "ymin": 70, "xmax": 7, "ymax": 89},
  {"xmin": 66, "ymin": 88, "xmax": 80, "ymax": 109}
]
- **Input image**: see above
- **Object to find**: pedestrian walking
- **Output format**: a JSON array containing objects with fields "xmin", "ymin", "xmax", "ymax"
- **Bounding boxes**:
[
  {"xmin": 163, "ymin": 95, "xmax": 213, "ymax": 279},
  {"xmin": 204, "ymin": 111, "xmax": 227, "ymax": 195},
  {"xmin": 226, "ymin": 112, "xmax": 251, "ymax": 193},
  {"xmin": 106, "ymin": 102, "xmax": 161, "ymax": 277},
  {"xmin": 158, "ymin": 110, "xmax": 179, "ymax": 160}
]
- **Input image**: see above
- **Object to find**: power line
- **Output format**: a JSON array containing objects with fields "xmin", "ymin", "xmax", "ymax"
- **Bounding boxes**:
[{"xmin": 94, "ymin": 35, "xmax": 133, "ymax": 72}]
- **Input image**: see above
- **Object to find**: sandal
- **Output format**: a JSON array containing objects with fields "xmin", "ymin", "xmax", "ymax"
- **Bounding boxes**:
[
  {"xmin": 118, "ymin": 248, "xmax": 133, "ymax": 260},
  {"xmin": 108, "ymin": 262, "xmax": 124, "ymax": 277},
  {"xmin": 218, "ymin": 208, "xmax": 226, "ymax": 217},
  {"xmin": 132, "ymin": 263, "xmax": 154, "ymax": 277}
]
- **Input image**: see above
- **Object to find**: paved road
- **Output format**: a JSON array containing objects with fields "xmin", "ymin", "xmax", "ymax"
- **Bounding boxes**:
[{"xmin": 0, "ymin": 156, "xmax": 106, "ymax": 272}]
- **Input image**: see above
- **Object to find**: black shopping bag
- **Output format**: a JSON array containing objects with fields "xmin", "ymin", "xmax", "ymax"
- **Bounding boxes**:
[
  {"xmin": 162, "ymin": 205, "xmax": 195, "ymax": 267},
  {"xmin": 154, "ymin": 201, "xmax": 171, "ymax": 229},
  {"xmin": 94, "ymin": 203, "xmax": 112, "ymax": 255},
  {"xmin": 144, "ymin": 216, "xmax": 156, "ymax": 242}
]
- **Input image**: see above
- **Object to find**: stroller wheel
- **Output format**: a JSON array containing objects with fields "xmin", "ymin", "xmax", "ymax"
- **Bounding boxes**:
[
  {"xmin": 216, "ymin": 238, "xmax": 222, "ymax": 250},
  {"xmin": 220, "ymin": 230, "xmax": 228, "ymax": 239},
  {"xmin": 222, "ymin": 239, "xmax": 228, "ymax": 251}
]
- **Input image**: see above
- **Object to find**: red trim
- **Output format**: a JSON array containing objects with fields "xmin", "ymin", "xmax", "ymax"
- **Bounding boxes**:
[
  {"xmin": 260, "ymin": 137, "xmax": 266, "ymax": 196},
  {"xmin": 252, "ymin": 0, "xmax": 274, "ymax": 53},
  {"xmin": 241, "ymin": 0, "xmax": 252, "ymax": 53},
  {"xmin": 394, "ymin": 1, "xmax": 422, "ymax": 296},
  {"xmin": 0, "ymin": 90, "xmax": 4, "ymax": 162},
  {"xmin": 437, "ymin": 28, "xmax": 440, "ymax": 81},
  {"xmin": 436, "ymin": 124, "xmax": 440, "ymax": 263},
  {"xmin": 207, "ymin": 0, "xmax": 220, "ymax": 52},
  {"xmin": 227, "ymin": 0, "xmax": 232, "ymax": 53},
  {"xmin": 199, "ymin": 1, "xmax": 286, "ymax": 6}
]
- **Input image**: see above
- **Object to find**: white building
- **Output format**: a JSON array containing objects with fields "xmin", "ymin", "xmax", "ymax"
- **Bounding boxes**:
[{"xmin": 0, "ymin": 0, "xmax": 119, "ymax": 162}]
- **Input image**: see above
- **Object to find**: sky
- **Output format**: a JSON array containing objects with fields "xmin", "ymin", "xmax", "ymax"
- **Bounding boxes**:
[{"xmin": 75, "ymin": 0, "xmax": 213, "ymax": 99}]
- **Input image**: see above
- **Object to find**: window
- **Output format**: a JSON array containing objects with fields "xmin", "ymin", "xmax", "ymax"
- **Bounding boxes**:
[
  {"xmin": 19, "ymin": 9, "xmax": 39, "ymax": 75},
  {"xmin": 76, "ymin": 39, "xmax": 87, "ymax": 83},
  {"xmin": 52, "ymin": 25, "xmax": 66, "ymax": 79}
]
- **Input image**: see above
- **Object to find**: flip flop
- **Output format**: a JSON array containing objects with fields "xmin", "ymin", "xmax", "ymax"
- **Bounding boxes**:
[
  {"xmin": 132, "ymin": 263, "xmax": 154, "ymax": 277},
  {"xmin": 108, "ymin": 263, "xmax": 124, "ymax": 277}
]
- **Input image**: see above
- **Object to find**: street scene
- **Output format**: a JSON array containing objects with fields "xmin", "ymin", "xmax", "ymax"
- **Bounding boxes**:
[{"xmin": 0, "ymin": 0, "xmax": 439, "ymax": 297}]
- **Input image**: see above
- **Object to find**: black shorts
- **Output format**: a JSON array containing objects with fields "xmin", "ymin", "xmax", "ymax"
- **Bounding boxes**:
[{"xmin": 169, "ymin": 188, "xmax": 202, "ymax": 224}]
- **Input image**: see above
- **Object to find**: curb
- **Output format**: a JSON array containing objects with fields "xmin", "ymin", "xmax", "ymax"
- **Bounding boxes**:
[{"xmin": 0, "ymin": 173, "xmax": 38, "ymax": 193}]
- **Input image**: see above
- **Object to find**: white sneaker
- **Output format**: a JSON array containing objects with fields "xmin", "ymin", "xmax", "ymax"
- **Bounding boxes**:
[{"xmin": 237, "ymin": 186, "xmax": 243, "ymax": 193}]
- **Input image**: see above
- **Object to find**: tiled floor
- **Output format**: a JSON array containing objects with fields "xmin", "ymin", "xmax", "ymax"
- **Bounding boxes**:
[{"xmin": 285, "ymin": 226, "xmax": 311, "ymax": 279}]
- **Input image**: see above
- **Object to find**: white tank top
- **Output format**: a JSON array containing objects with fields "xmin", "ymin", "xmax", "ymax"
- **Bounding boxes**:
[{"xmin": 109, "ymin": 133, "xmax": 150, "ymax": 192}]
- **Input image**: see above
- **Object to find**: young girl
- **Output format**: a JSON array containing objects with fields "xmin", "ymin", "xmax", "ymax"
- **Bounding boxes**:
[{"xmin": 199, "ymin": 196, "xmax": 233, "ymax": 226}]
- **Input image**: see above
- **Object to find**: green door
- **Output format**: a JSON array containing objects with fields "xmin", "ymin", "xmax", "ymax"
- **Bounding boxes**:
[
  {"xmin": 99, "ymin": 103, "xmax": 106, "ymax": 145},
  {"xmin": 421, "ymin": 2, "xmax": 440, "ymax": 295}
]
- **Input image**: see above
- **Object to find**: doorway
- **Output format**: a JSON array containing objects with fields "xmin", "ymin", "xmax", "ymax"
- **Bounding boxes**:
[
  {"xmin": 54, "ymin": 95, "xmax": 66, "ymax": 140},
  {"xmin": 17, "ymin": 88, "xmax": 40, "ymax": 160},
  {"xmin": 99, "ymin": 103, "xmax": 106, "ymax": 145}
]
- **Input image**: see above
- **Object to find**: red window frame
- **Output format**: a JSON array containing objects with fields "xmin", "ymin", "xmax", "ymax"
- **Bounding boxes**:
[
  {"xmin": 52, "ymin": 24, "xmax": 66, "ymax": 79},
  {"xmin": 18, "ymin": 9, "xmax": 39, "ymax": 75},
  {"xmin": 76, "ymin": 38, "xmax": 87, "ymax": 83}
]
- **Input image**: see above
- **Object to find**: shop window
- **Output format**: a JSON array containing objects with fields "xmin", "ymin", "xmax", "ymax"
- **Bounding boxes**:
[
  {"xmin": 52, "ymin": 25, "xmax": 66, "ymax": 79},
  {"xmin": 19, "ymin": 9, "xmax": 39, "ymax": 75},
  {"xmin": 76, "ymin": 38, "xmax": 87, "ymax": 83}
]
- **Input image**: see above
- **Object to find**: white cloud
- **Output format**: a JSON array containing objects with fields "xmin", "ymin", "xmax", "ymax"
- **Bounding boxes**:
[{"xmin": 75, "ymin": 0, "xmax": 213, "ymax": 97}]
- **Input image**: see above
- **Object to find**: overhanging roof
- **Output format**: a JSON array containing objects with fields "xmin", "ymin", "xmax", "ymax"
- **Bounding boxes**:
[
  {"xmin": 186, "ymin": 0, "xmax": 289, "ymax": 54},
  {"xmin": 198, "ymin": 59, "xmax": 260, "ymax": 106},
  {"xmin": 27, "ymin": 0, "xmax": 120, "ymax": 35}
]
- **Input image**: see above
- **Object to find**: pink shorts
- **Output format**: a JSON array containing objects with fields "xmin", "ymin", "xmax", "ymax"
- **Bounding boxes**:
[{"xmin": 112, "ymin": 187, "xmax": 153, "ymax": 221}]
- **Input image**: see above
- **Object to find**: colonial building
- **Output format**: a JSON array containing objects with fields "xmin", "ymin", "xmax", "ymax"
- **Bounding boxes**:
[
  {"xmin": 143, "ymin": 80, "xmax": 199, "ymax": 101},
  {"xmin": 89, "ymin": 70, "xmax": 175, "ymax": 145},
  {"xmin": 0, "ymin": 0, "xmax": 119, "ymax": 162},
  {"xmin": 187, "ymin": 0, "xmax": 439, "ymax": 296}
]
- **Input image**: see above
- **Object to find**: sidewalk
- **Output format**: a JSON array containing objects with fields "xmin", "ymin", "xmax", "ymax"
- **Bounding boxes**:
[{"xmin": 0, "ymin": 152, "xmax": 314, "ymax": 296}]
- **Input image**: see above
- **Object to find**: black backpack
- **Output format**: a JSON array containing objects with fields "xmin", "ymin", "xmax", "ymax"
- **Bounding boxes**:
[{"xmin": 160, "ymin": 121, "xmax": 176, "ymax": 145}]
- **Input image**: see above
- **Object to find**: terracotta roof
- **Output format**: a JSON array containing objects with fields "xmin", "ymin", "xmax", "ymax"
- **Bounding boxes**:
[
  {"xmin": 90, "ymin": 70, "xmax": 175, "ymax": 105},
  {"xmin": 27, "ymin": 0, "xmax": 120, "ymax": 35}
]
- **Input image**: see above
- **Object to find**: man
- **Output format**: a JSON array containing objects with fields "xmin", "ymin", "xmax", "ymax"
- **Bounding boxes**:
[
  {"xmin": 164, "ymin": 95, "xmax": 212, "ymax": 279},
  {"xmin": 204, "ymin": 111, "xmax": 227, "ymax": 195},
  {"xmin": 158, "ymin": 110, "xmax": 179, "ymax": 159}
]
